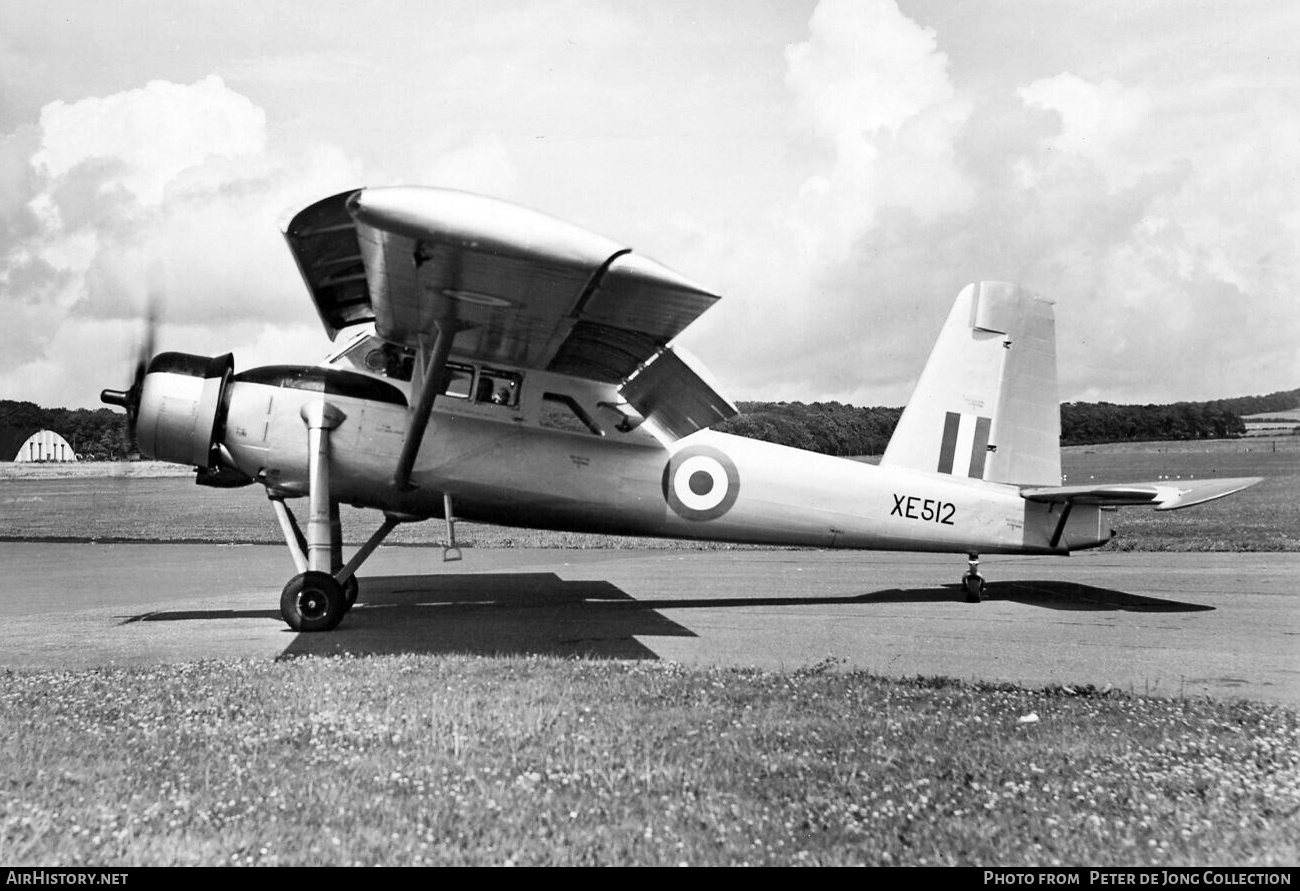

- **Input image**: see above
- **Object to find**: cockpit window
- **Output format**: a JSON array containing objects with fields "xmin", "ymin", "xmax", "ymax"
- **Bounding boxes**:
[
  {"xmin": 476, "ymin": 368, "xmax": 522, "ymax": 407},
  {"xmin": 335, "ymin": 337, "xmax": 523, "ymax": 408},
  {"xmin": 343, "ymin": 336, "xmax": 414, "ymax": 382}
]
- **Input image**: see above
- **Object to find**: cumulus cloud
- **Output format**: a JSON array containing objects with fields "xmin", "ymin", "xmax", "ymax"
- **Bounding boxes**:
[
  {"xmin": 0, "ymin": 77, "xmax": 366, "ymax": 406},
  {"xmin": 782, "ymin": 0, "xmax": 971, "ymax": 264},
  {"xmin": 1018, "ymin": 73, "xmax": 1152, "ymax": 185},
  {"xmin": 688, "ymin": 0, "xmax": 974, "ymax": 403},
  {"xmin": 992, "ymin": 72, "xmax": 1300, "ymax": 401},
  {"xmin": 31, "ymin": 75, "xmax": 266, "ymax": 206},
  {"xmin": 703, "ymin": 0, "xmax": 1299, "ymax": 407}
]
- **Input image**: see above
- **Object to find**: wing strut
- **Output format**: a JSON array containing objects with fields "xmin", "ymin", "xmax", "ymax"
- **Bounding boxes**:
[{"xmin": 392, "ymin": 323, "xmax": 454, "ymax": 491}]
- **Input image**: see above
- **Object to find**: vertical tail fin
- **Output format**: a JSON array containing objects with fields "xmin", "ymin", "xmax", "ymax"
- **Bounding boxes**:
[{"xmin": 880, "ymin": 282, "xmax": 1060, "ymax": 486}]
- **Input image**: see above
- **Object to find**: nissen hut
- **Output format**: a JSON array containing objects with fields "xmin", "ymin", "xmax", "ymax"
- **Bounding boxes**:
[{"xmin": 0, "ymin": 428, "xmax": 78, "ymax": 462}]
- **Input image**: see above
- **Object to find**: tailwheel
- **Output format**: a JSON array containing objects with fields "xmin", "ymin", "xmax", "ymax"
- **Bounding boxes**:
[
  {"xmin": 962, "ymin": 553, "xmax": 984, "ymax": 603},
  {"xmin": 280, "ymin": 571, "xmax": 348, "ymax": 632}
]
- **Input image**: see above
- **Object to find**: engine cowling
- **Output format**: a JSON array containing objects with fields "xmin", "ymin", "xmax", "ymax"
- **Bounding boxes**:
[{"xmin": 134, "ymin": 352, "xmax": 234, "ymax": 467}]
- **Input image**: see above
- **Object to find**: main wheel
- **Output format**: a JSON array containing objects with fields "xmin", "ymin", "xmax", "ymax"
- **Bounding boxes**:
[
  {"xmin": 963, "ymin": 574, "xmax": 985, "ymax": 604},
  {"xmin": 280, "ymin": 571, "xmax": 348, "ymax": 632},
  {"xmin": 342, "ymin": 575, "xmax": 359, "ymax": 612}
]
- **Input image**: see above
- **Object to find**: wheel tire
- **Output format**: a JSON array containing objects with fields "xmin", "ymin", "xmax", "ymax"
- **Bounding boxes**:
[
  {"xmin": 963, "ymin": 575, "xmax": 984, "ymax": 604},
  {"xmin": 280, "ymin": 571, "xmax": 347, "ymax": 632},
  {"xmin": 342, "ymin": 575, "xmax": 359, "ymax": 612}
]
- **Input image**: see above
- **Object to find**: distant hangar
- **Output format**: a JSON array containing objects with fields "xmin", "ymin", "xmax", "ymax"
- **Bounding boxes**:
[{"xmin": 0, "ymin": 428, "xmax": 78, "ymax": 462}]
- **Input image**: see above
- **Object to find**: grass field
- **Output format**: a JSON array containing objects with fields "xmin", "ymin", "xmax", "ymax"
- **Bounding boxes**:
[
  {"xmin": 1059, "ymin": 439, "xmax": 1299, "ymax": 552},
  {"xmin": 1242, "ymin": 409, "xmax": 1300, "ymax": 439},
  {"xmin": 2, "ymin": 657, "xmax": 1296, "ymax": 867},
  {"xmin": 2, "ymin": 438, "xmax": 1295, "ymax": 550}
]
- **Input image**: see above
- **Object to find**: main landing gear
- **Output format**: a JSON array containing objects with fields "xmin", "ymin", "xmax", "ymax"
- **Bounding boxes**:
[
  {"xmin": 269, "ymin": 489, "xmax": 405, "ymax": 632},
  {"xmin": 962, "ymin": 553, "xmax": 986, "ymax": 603},
  {"xmin": 267, "ymin": 401, "xmax": 410, "ymax": 632}
]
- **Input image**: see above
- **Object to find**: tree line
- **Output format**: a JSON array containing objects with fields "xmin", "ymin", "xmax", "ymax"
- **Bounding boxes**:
[
  {"xmin": 1059, "ymin": 401, "xmax": 1244, "ymax": 444},
  {"xmin": 717, "ymin": 402, "xmax": 902, "ymax": 457},
  {"xmin": 3, "ymin": 387, "xmax": 1296, "ymax": 461},
  {"xmin": 719, "ymin": 388, "xmax": 1298, "ymax": 456},
  {"xmin": 1196, "ymin": 389, "xmax": 1300, "ymax": 418}
]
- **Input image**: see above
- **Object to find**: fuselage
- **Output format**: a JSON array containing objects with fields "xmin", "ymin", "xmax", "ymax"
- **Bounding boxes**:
[{"xmin": 209, "ymin": 345, "xmax": 1111, "ymax": 557}]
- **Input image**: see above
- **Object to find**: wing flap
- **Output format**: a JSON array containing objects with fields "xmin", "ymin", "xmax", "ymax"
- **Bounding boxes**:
[
  {"xmin": 1022, "ymin": 477, "xmax": 1262, "ymax": 511},
  {"xmin": 619, "ymin": 346, "xmax": 738, "ymax": 440}
]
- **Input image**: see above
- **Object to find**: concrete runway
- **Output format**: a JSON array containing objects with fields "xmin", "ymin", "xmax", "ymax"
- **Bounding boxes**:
[{"xmin": 1, "ymin": 542, "xmax": 1297, "ymax": 705}]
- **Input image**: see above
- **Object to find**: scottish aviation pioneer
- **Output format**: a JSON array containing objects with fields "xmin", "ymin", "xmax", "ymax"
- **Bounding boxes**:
[{"xmin": 102, "ymin": 187, "xmax": 1260, "ymax": 631}]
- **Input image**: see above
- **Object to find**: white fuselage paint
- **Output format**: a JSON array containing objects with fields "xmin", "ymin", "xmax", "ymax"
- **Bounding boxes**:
[{"xmin": 219, "ymin": 377, "xmax": 1110, "ymax": 557}]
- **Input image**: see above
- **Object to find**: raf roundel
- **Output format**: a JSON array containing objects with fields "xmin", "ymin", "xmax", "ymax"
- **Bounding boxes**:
[{"xmin": 662, "ymin": 445, "xmax": 740, "ymax": 521}]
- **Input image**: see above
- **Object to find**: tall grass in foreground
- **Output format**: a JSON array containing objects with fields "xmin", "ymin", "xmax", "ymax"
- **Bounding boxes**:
[{"xmin": 2, "ymin": 657, "xmax": 1296, "ymax": 867}]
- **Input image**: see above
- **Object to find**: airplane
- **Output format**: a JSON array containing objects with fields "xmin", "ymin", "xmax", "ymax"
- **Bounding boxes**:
[{"xmin": 101, "ymin": 186, "xmax": 1262, "ymax": 632}]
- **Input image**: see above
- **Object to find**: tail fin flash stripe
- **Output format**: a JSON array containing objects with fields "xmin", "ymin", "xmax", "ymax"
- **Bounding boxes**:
[
  {"xmin": 937, "ymin": 411, "xmax": 960, "ymax": 474},
  {"xmin": 968, "ymin": 415, "xmax": 992, "ymax": 479},
  {"xmin": 936, "ymin": 411, "xmax": 993, "ymax": 478}
]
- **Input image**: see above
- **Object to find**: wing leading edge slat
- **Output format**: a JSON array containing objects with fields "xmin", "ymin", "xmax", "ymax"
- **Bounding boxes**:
[{"xmin": 282, "ymin": 191, "xmax": 375, "ymax": 335}]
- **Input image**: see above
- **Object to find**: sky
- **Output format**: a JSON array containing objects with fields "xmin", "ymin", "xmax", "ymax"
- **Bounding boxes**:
[{"xmin": 1, "ymin": 0, "xmax": 1297, "ymax": 410}]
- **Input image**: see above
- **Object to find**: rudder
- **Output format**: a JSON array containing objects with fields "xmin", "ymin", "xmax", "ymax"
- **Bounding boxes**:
[{"xmin": 880, "ymin": 282, "xmax": 1060, "ymax": 486}]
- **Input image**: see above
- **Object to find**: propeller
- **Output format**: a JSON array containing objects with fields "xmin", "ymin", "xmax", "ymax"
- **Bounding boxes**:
[
  {"xmin": 101, "ymin": 262, "xmax": 163, "ymax": 455},
  {"xmin": 98, "ymin": 261, "xmax": 242, "ymax": 474},
  {"xmin": 100, "ymin": 305, "xmax": 158, "ymax": 427}
]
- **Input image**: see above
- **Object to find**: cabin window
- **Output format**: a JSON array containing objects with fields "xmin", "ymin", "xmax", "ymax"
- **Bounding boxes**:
[
  {"xmin": 441, "ymin": 363, "xmax": 475, "ymax": 399},
  {"xmin": 539, "ymin": 392, "xmax": 603, "ymax": 435},
  {"xmin": 476, "ymin": 368, "xmax": 522, "ymax": 407}
]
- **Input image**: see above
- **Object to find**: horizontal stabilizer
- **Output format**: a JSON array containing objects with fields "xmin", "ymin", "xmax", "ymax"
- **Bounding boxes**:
[{"xmin": 1021, "ymin": 477, "xmax": 1262, "ymax": 511}]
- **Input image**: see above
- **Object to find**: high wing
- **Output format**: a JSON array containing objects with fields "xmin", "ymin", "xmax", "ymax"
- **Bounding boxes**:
[
  {"xmin": 1021, "ymin": 476, "xmax": 1262, "ymax": 511},
  {"xmin": 282, "ymin": 187, "xmax": 736, "ymax": 439}
]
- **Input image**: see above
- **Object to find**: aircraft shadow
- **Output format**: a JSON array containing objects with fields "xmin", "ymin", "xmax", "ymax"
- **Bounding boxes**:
[
  {"xmin": 847, "ymin": 580, "xmax": 1211, "ymax": 612},
  {"xmin": 954, "ymin": 580, "xmax": 1214, "ymax": 612},
  {"xmin": 122, "ymin": 608, "xmax": 283, "ymax": 623},
  {"xmin": 281, "ymin": 573, "xmax": 1212, "ymax": 658},
  {"xmin": 120, "ymin": 571, "xmax": 1212, "ymax": 660},
  {"xmin": 279, "ymin": 574, "xmax": 686, "ymax": 660},
  {"xmin": 630, "ymin": 581, "xmax": 1210, "ymax": 613}
]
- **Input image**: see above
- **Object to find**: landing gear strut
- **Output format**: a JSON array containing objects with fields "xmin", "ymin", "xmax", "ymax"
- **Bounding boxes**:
[
  {"xmin": 270, "ymin": 511, "xmax": 401, "ymax": 631},
  {"xmin": 962, "ymin": 553, "xmax": 986, "ymax": 603},
  {"xmin": 267, "ymin": 399, "xmax": 407, "ymax": 632}
]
